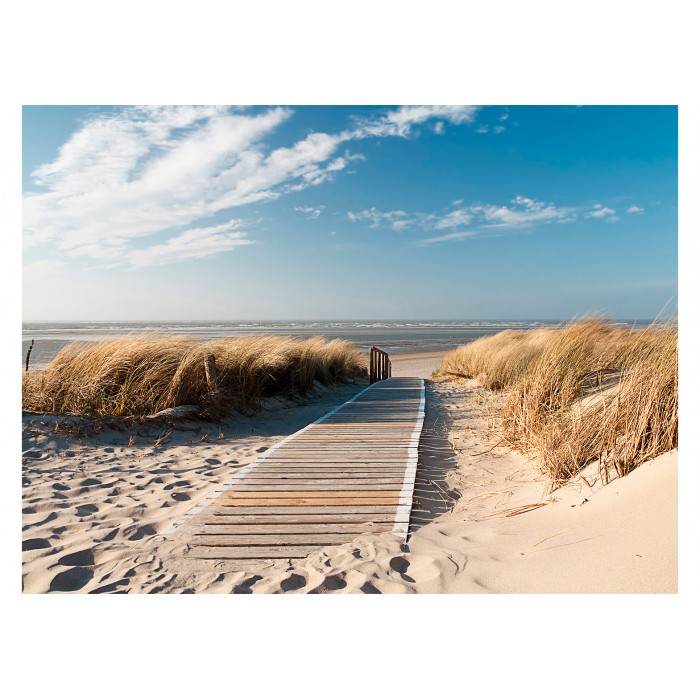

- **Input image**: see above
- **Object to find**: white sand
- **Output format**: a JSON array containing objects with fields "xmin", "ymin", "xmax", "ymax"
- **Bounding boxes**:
[{"xmin": 22, "ymin": 353, "xmax": 677, "ymax": 593}]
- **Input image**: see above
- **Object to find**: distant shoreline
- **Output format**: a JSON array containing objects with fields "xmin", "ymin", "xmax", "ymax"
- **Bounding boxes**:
[{"xmin": 21, "ymin": 319, "xmax": 653, "ymax": 370}]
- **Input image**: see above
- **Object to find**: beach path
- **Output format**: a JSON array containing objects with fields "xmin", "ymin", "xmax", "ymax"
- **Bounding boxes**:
[{"xmin": 179, "ymin": 377, "xmax": 425, "ymax": 560}]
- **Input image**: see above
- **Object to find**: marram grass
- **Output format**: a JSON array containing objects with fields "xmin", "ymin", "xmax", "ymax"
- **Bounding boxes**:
[
  {"xmin": 22, "ymin": 334, "xmax": 366, "ymax": 420},
  {"xmin": 434, "ymin": 319, "xmax": 677, "ymax": 486}
]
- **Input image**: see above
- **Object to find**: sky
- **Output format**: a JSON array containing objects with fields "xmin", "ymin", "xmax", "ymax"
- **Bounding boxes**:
[{"xmin": 22, "ymin": 105, "xmax": 677, "ymax": 321}]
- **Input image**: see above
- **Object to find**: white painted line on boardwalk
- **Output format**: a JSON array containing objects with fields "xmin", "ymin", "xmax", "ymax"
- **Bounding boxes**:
[{"xmin": 392, "ymin": 379, "xmax": 426, "ymax": 541}]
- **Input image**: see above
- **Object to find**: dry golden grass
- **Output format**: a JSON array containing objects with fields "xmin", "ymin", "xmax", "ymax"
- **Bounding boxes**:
[
  {"xmin": 435, "ymin": 319, "xmax": 678, "ymax": 486},
  {"xmin": 22, "ymin": 334, "xmax": 366, "ymax": 419}
]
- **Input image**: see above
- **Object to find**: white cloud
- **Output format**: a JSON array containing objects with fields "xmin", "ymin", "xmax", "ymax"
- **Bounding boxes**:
[
  {"xmin": 128, "ymin": 220, "xmax": 253, "ymax": 268},
  {"xmin": 419, "ymin": 231, "xmax": 476, "ymax": 246},
  {"xmin": 24, "ymin": 107, "xmax": 293, "ymax": 254},
  {"xmin": 585, "ymin": 204, "xmax": 617, "ymax": 218},
  {"xmin": 475, "ymin": 125, "xmax": 490, "ymax": 134},
  {"xmin": 433, "ymin": 121, "xmax": 445, "ymax": 135},
  {"xmin": 347, "ymin": 207, "xmax": 415, "ymax": 231},
  {"xmin": 627, "ymin": 205, "xmax": 645, "ymax": 214},
  {"xmin": 349, "ymin": 196, "xmax": 575, "ymax": 235},
  {"xmin": 474, "ymin": 196, "xmax": 575, "ymax": 227},
  {"xmin": 493, "ymin": 125, "xmax": 506, "ymax": 134},
  {"xmin": 434, "ymin": 208, "xmax": 472, "ymax": 229},
  {"xmin": 295, "ymin": 205, "xmax": 324, "ymax": 219},
  {"xmin": 354, "ymin": 105, "xmax": 479, "ymax": 138}
]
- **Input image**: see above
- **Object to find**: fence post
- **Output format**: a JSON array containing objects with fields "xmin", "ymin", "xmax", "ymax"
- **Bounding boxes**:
[
  {"xmin": 25, "ymin": 339, "xmax": 35, "ymax": 372},
  {"xmin": 204, "ymin": 354, "xmax": 219, "ymax": 394}
]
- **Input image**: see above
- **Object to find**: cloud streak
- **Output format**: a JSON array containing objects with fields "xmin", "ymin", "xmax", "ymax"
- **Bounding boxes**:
[
  {"xmin": 419, "ymin": 230, "xmax": 476, "ymax": 245},
  {"xmin": 350, "ymin": 196, "xmax": 577, "ymax": 242},
  {"xmin": 295, "ymin": 205, "xmax": 324, "ymax": 219}
]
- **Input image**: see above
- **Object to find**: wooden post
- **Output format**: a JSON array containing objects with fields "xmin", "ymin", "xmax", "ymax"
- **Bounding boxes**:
[
  {"xmin": 25, "ymin": 339, "xmax": 35, "ymax": 372},
  {"xmin": 204, "ymin": 354, "xmax": 219, "ymax": 393},
  {"xmin": 369, "ymin": 346, "xmax": 392, "ymax": 384}
]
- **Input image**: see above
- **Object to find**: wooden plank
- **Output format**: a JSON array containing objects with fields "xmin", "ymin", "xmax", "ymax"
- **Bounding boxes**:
[
  {"xmin": 196, "ymin": 523, "xmax": 394, "ymax": 535},
  {"xmin": 257, "ymin": 459, "xmax": 410, "ymax": 464},
  {"xmin": 254, "ymin": 465, "xmax": 409, "ymax": 470},
  {"xmin": 205, "ymin": 506, "xmax": 402, "ymax": 515},
  {"xmin": 244, "ymin": 467, "xmax": 409, "ymax": 473},
  {"xmin": 236, "ymin": 479, "xmax": 406, "ymax": 484},
  {"xmin": 223, "ymin": 476, "xmax": 407, "ymax": 483},
  {"xmin": 202, "ymin": 514, "xmax": 404, "ymax": 524},
  {"xmin": 294, "ymin": 434, "xmax": 413, "ymax": 439},
  {"xmin": 216, "ymin": 490, "xmax": 402, "ymax": 499},
  {"xmin": 191, "ymin": 533, "xmax": 381, "ymax": 546},
  {"xmin": 221, "ymin": 483, "xmax": 401, "ymax": 492},
  {"xmin": 270, "ymin": 446, "xmax": 411, "ymax": 450},
  {"xmin": 214, "ymin": 497, "xmax": 402, "ymax": 507}
]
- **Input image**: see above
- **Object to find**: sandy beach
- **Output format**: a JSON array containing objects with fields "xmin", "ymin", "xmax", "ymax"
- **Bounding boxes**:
[{"xmin": 21, "ymin": 350, "xmax": 676, "ymax": 593}]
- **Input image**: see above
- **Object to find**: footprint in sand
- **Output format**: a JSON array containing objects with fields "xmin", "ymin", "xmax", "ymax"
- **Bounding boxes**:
[
  {"xmin": 232, "ymin": 575, "xmax": 263, "ymax": 594},
  {"xmin": 171, "ymin": 493, "xmax": 190, "ymax": 501},
  {"xmin": 52, "ymin": 482, "xmax": 71, "ymax": 491},
  {"xmin": 389, "ymin": 555, "xmax": 441, "ymax": 584},
  {"xmin": 124, "ymin": 524, "xmax": 157, "ymax": 541},
  {"xmin": 280, "ymin": 573, "xmax": 306, "ymax": 592},
  {"xmin": 308, "ymin": 575, "xmax": 347, "ymax": 594},
  {"xmin": 58, "ymin": 549, "xmax": 95, "ymax": 567},
  {"xmin": 24, "ymin": 512, "xmax": 58, "ymax": 529},
  {"xmin": 22, "ymin": 538, "xmax": 52, "ymax": 551},
  {"xmin": 89, "ymin": 578, "xmax": 131, "ymax": 594},
  {"xmin": 79, "ymin": 478, "xmax": 101, "ymax": 487},
  {"xmin": 205, "ymin": 458, "xmax": 221, "ymax": 465},
  {"xmin": 164, "ymin": 480, "xmax": 190, "ymax": 491},
  {"xmin": 49, "ymin": 567, "xmax": 94, "ymax": 592},
  {"xmin": 101, "ymin": 528, "xmax": 120, "ymax": 542},
  {"xmin": 76, "ymin": 504, "xmax": 99, "ymax": 517},
  {"xmin": 360, "ymin": 581, "xmax": 382, "ymax": 594},
  {"xmin": 255, "ymin": 447, "xmax": 269, "ymax": 453}
]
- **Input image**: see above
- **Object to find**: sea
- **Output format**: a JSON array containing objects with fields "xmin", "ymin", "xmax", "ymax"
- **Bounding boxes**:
[{"xmin": 21, "ymin": 320, "xmax": 647, "ymax": 370}]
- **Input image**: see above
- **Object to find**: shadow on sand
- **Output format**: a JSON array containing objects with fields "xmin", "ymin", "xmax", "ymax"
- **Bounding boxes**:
[{"xmin": 408, "ymin": 380, "xmax": 460, "ymax": 537}]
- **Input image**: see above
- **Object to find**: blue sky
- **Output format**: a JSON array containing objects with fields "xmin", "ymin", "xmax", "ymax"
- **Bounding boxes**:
[{"xmin": 22, "ymin": 105, "xmax": 677, "ymax": 321}]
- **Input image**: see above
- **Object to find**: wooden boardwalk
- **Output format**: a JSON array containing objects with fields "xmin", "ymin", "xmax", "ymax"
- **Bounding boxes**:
[{"xmin": 173, "ymin": 377, "xmax": 425, "ymax": 561}]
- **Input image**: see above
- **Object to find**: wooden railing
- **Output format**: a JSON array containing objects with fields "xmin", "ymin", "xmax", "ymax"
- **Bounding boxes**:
[{"xmin": 369, "ymin": 346, "xmax": 391, "ymax": 384}]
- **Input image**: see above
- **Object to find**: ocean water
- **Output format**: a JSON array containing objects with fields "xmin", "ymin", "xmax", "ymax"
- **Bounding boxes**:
[{"xmin": 21, "ymin": 320, "xmax": 645, "ymax": 370}]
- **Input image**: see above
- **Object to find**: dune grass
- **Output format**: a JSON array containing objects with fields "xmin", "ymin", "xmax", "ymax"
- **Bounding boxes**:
[
  {"xmin": 22, "ymin": 334, "xmax": 366, "ymax": 420},
  {"xmin": 434, "ymin": 319, "xmax": 678, "ymax": 486}
]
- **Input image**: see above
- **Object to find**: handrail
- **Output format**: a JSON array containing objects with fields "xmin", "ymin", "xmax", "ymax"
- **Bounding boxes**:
[{"xmin": 369, "ymin": 346, "xmax": 392, "ymax": 384}]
